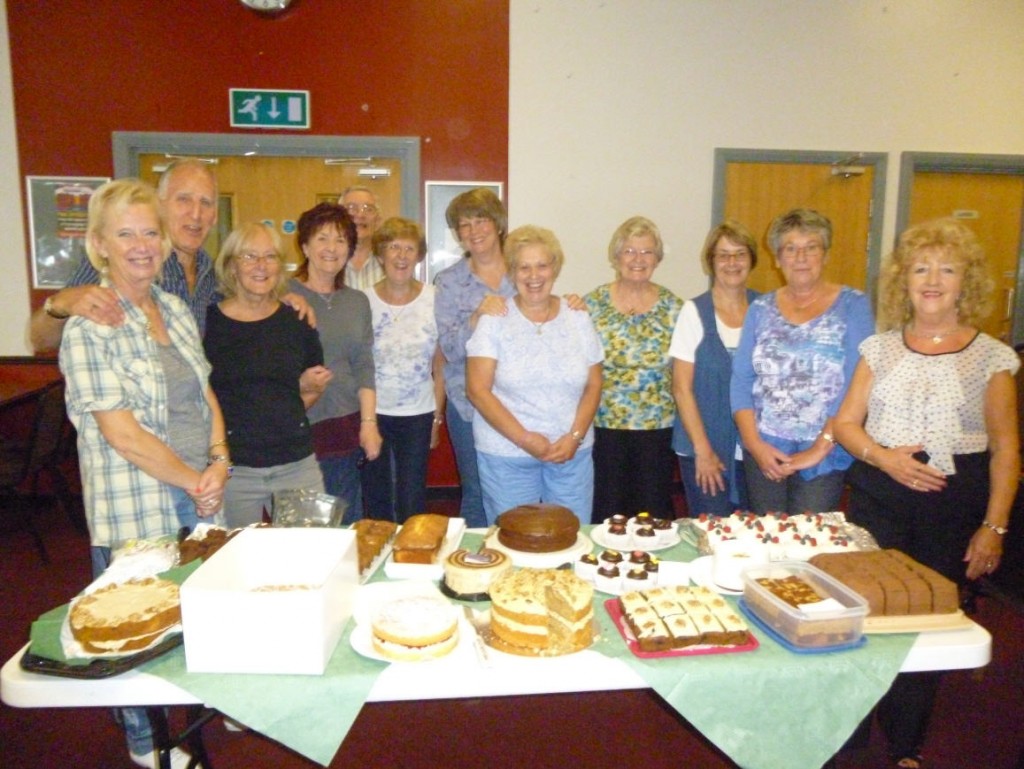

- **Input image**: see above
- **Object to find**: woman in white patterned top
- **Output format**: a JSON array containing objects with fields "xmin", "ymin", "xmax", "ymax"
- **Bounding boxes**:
[
  {"xmin": 834, "ymin": 218, "xmax": 1018, "ymax": 769},
  {"xmin": 466, "ymin": 225, "xmax": 604, "ymax": 524},
  {"xmin": 362, "ymin": 217, "xmax": 445, "ymax": 522}
]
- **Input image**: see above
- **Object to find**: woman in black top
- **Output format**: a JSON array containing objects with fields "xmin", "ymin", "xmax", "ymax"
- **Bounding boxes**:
[{"xmin": 204, "ymin": 222, "xmax": 332, "ymax": 527}]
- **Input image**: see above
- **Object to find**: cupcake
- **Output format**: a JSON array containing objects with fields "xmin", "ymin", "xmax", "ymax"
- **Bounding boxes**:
[
  {"xmin": 595, "ymin": 564, "xmax": 622, "ymax": 594},
  {"xmin": 624, "ymin": 567, "xmax": 649, "ymax": 591},
  {"xmin": 575, "ymin": 552, "xmax": 599, "ymax": 583}
]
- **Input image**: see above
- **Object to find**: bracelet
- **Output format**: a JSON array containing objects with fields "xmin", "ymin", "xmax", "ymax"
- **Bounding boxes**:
[
  {"xmin": 361, "ymin": 417, "xmax": 377, "ymax": 423},
  {"xmin": 209, "ymin": 439, "xmax": 228, "ymax": 451},
  {"xmin": 207, "ymin": 454, "xmax": 233, "ymax": 477},
  {"xmin": 433, "ymin": 416, "xmax": 444, "ymax": 426},
  {"xmin": 570, "ymin": 429, "xmax": 584, "ymax": 445},
  {"xmin": 820, "ymin": 430, "xmax": 836, "ymax": 446},
  {"xmin": 861, "ymin": 445, "xmax": 871, "ymax": 463},
  {"xmin": 982, "ymin": 520, "xmax": 1009, "ymax": 536}
]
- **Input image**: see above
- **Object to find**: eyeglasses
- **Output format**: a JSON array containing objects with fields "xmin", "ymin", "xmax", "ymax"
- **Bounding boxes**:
[
  {"xmin": 384, "ymin": 242, "xmax": 420, "ymax": 256},
  {"xmin": 778, "ymin": 243, "xmax": 824, "ymax": 258},
  {"xmin": 713, "ymin": 249, "xmax": 750, "ymax": 263},
  {"xmin": 238, "ymin": 251, "xmax": 281, "ymax": 265},
  {"xmin": 620, "ymin": 248, "xmax": 657, "ymax": 259},
  {"xmin": 344, "ymin": 203, "xmax": 377, "ymax": 215}
]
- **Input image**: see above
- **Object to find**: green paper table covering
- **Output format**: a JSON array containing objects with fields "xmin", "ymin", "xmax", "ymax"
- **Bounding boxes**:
[{"xmin": 26, "ymin": 525, "xmax": 916, "ymax": 769}]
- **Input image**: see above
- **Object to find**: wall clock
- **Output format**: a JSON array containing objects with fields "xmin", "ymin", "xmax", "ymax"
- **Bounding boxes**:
[{"xmin": 240, "ymin": 0, "xmax": 293, "ymax": 14}]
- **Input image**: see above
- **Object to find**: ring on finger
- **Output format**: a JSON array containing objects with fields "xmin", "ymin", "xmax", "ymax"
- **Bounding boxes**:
[{"xmin": 912, "ymin": 479, "xmax": 919, "ymax": 489}]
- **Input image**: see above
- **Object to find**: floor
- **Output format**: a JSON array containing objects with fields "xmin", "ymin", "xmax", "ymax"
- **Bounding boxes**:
[{"xmin": 1, "ymin": 491, "xmax": 1023, "ymax": 769}]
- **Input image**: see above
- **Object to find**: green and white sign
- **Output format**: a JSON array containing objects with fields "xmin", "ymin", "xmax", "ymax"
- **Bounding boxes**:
[{"xmin": 229, "ymin": 89, "xmax": 310, "ymax": 129}]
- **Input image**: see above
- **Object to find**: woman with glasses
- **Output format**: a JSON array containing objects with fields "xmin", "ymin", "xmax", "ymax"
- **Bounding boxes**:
[
  {"xmin": 730, "ymin": 208, "xmax": 874, "ymax": 514},
  {"xmin": 362, "ymin": 217, "xmax": 444, "ymax": 523},
  {"xmin": 670, "ymin": 221, "xmax": 759, "ymax": 516},
  {"xmin": 204, "ymin": 222, "xmax": 332, "ymax": 527},
  {"xmin": 288, "ymin": 203, "xmax": 381, "ymax": 522},
  {"xmin": 583, "ymin": 216, "xmax": 682, "ymax": 521},
  {"xmin": 340, "ymin": 186, "xmax": 385, "ymax": 290}
]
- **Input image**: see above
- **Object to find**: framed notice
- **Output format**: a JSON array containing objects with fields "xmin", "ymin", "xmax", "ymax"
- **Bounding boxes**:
[
  {"xmin": 27, "ymin": 175, "xmax": 109, "ymax": 288},
  {"xmin": 424, "ymin": 181, "xmax": 503, "ymax": 283}
]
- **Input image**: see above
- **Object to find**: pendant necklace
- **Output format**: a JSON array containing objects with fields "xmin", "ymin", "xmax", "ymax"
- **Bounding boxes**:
[
  {"xmin": 526, "ymin": 299, "xmax": 553, "ymax": 335},
  {"xmin": 907, "ymin": 325, "xmax": 960, "ymax": 344}
]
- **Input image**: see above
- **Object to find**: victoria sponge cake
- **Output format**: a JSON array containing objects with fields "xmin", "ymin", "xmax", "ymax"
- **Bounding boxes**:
[
  {"xmin": 69, "ymin": 577, "xmax": 182, "ymax": 654},
  {"xmin": 370, "ymin": 594, "xmax": 459, "ymax": 662}
]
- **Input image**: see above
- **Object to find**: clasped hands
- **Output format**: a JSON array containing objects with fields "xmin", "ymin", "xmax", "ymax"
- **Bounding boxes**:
[{"xmin": 519, "ymin": 430, "xmax": 580, "ymax": 464}]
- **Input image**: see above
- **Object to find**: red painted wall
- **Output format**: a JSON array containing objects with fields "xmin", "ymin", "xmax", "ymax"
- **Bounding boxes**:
[{"xmin": 7, "ymin": 0, "xmax": 509, "ymax": 487}]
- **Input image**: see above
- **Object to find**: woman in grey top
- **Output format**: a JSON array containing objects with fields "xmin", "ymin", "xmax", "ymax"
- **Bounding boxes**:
[{"xmin": 289, "ymin": 202, "xmax": 381, "ymax": 522}]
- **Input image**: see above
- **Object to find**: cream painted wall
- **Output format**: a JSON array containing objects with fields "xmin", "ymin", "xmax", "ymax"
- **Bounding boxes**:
[
  {"xmin": 509, "ymin": 0, "xmax": 1024, "ymax": 298},
  {"xmin": 0, "ymin": 0, "xmax": 30, "ymax": 355}
]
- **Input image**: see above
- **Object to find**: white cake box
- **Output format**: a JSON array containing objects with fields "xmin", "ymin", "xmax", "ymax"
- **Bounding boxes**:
[{"xmin": 180, "ymin": 527, "xmax": 358, "ymax": 675}]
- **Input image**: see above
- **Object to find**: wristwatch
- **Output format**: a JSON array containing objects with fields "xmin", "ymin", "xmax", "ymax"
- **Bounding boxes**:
[
  {"xmin": 43, "ymin": 295, "xmax": 70, "ymax": 319},
  {"xmin": 982, "ymin": 521, "xmax": 1008, "ymax": 536}
]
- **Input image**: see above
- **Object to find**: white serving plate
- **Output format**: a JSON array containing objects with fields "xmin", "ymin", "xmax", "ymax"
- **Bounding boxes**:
[
  {"xmin": 383, "ymin": 517, "xmax": 466, "ymax": 581},
  {"xmin": 484, "ymin": 531, "xmax": 593, "ymax": 568},
  {"xmin": 584, "ymin": 560, "xmax": 690, "ymax": 596},
  {"xmin": 687, "ymin": 555, "xmax": 743, "ymax": 596}
]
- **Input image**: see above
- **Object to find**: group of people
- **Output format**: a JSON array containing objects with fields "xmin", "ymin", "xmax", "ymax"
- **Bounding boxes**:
[{"xmin": 29, "ymin": 164, "xmax": 1017, "ymax": 769}]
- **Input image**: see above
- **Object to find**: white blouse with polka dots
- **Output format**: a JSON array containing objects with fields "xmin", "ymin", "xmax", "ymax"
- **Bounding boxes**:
[{"xmin": 861, "ymin": 329, "xmax": 1019, "ymax": 475}]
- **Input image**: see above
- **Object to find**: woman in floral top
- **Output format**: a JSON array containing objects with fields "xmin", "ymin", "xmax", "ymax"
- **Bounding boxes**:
[{"xmin": 584, "ymin": 216, "xmax": 683, "ymax": 521}]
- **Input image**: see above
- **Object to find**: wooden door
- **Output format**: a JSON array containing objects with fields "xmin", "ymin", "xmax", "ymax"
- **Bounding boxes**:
[
  {"xmin": 721, "ymin": 161, "xmax": 877, "ymax": 295},
  {"xmin": 908, "ymin": 172, "xmax": 1024, "ymax": 342},
  {"xmin": 139, "ymin": 154, "xmax": 405, "ymax": 267}
]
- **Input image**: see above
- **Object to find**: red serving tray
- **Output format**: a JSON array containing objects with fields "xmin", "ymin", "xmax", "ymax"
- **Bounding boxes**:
[{"xmin": 605, "ymin": 598, "xmax": 759, "ymax": 659}]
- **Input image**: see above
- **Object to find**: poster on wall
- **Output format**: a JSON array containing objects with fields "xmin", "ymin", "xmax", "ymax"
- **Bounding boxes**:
[
  {"xmin": 424, "ymin": 181, "xmax": 503, "ymax": 283},
  {"xmin": 27, "ymin": 176, "xmax": 110, "ymax": 288}
]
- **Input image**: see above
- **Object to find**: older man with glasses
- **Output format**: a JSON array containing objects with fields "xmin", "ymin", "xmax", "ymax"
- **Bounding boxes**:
[{"xmin": 340, "ymin": 185, "xmax": 385, "ymax": 290}]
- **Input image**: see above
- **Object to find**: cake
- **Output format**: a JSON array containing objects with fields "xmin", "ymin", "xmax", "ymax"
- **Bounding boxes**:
[
  {"xmin": 495, "ymin": 504, "xmax": 580, "ymax": 553},
  {"xmin": 178, "ymin": 526, "xmax": 242, "ymax": 565},
  {"xmin": 392, "ymin": 513, "xmax": 449, "ymax": 564},
  {"xmin": 595, "ymin": 516, "xmax": 677, "ymax": 550},
  {"xmin": 617, "ymin": 585, "xmax": 749, "ymax": 652},
  {"xmin": 352, "ymin": 518, "xmax": 398, "ymax": 572},
  {"xmin": 809, "ymin": 549, "xmax": 959, "ymax": 615},
  {"xmin": 443, "ymin": 548, "xmax": 512, "ymax": 597},
  {"xmin": 690, "ymin": 512, "xmax": 860, "ymax": 560},
  {"xmin": 370, "ymin": 594, "xmax": 459, "ymax": 662},
  {"xmin": 69, "ymin": 577, "xmax": 182, "ymax": 655},
  {"xmin": 488, "ymin": 568, "xmax": 594, "ymax": 655}
]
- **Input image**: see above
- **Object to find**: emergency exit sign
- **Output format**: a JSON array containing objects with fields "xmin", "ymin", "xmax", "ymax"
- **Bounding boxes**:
[{"xmin": 229, "ymin": 89, "xmax": 310, "ymax": 129}]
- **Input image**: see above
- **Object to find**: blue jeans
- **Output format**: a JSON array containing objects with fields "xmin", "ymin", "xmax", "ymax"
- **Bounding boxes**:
[
  {"xmin": 743, "ymin": 453, "xmax": 846, "ymax": 514},
  {"xmin": 361, "ymin": 412, "xmax": 433, "ymax": 524},
  {"xmin": 446, "ymin": 402, "xmax": 487, "ymax": 528},
  {"xmin": 90, "ymin": 547, "xmax": 155, "ymax": 756},
  {"xmin": 677, "ymin": 455, "xmax": 749, "ymax": 517},
  {"xmin": 476, "ymin": 447, "xmax": 594, "ymax": 526},
  {"xmin": 320, "ymin": 451, "xmax": 364, "ymax": 525}
]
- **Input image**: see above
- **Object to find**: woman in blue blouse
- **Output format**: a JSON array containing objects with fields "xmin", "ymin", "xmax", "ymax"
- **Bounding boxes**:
[{"xmin": 730, "ymin": 209, "xmax": 874, "ymax": 514}]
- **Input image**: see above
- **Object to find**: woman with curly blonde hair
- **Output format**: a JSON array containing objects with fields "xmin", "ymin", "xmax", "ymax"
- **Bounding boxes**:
[{"xmin": 834, "ymin": 218, "xmax": 1017, "ymax": 769}]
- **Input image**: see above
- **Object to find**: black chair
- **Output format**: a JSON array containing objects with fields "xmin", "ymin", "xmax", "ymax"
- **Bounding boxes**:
[{"xmin": 0, "ymin": 380, "xmax": 75, "ymax": 561}]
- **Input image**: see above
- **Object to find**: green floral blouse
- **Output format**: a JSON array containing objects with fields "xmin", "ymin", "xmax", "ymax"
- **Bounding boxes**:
[{"xmin": 583, "ymin": 283, "xmax": 683, "ymax": 430}]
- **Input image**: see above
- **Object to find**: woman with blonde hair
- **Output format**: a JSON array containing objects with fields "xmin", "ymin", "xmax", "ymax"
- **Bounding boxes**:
[
  {"xmin": 834, "ymin": 218, "xmax": 1018, "ymax": 769},
  {"xmin": 204, "ymin": 222, "xmax": 331, "ymax": 527},
  {"xmin": 584, "ymin": 216, "xmax": 682, "ymax": 521},
  {"xmin": 466, "ymin": 225, "xmax": 603, "ymax": 524}
]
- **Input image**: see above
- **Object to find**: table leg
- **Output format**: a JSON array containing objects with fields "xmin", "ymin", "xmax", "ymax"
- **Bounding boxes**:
[{"xmin": 145, "ymin": 705, "xmax": 218, "ymax": 769}]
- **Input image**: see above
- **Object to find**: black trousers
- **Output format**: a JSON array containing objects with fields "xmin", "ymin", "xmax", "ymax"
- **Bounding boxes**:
[{"xmin": 591, "ymin": 427, "xmax": 675, "ymax": 523}]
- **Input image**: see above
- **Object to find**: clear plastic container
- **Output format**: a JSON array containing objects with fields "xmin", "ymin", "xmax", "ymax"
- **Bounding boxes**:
[{"xmin": 741, "ymin": 561, "xmax": 868, "ymax": 649}]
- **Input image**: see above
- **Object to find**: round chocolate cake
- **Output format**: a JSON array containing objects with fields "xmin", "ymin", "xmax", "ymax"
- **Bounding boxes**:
[{"xmin": 496, "ymin": 504, "xmax": 580, "ymax": 553}]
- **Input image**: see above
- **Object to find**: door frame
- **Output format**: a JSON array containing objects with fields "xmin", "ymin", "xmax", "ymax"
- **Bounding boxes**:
[
  {"xmin": 896, "ymin": 151, "xmax": 1024, "ymax": 345},
  {"xmin": 112, "ymin": 131, "xmax": 421, "ymax": 219},
  {"xmin": 712, "ymin": 148, "xmax": 888, "ymax": 303}
]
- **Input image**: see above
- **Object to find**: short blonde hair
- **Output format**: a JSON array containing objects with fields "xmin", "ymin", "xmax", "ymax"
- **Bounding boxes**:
[
  {"xmin": 503, "ymin": 225, "xmax": 564, "ymax": 278},
  {"xmin": 878, "ymin": 218, "xmax": 993, "ymax": 331},
  {"xmin": 215, "ymin": 222, "xmax": 287, "ymax": 300},
  {"xmin": 372, "ymin": 217, "xmax": 427, "ymax": 262},
  {"xmin": 85, "ymin": 179, "xmax": 169, "ymax": 271},
  {"xmin": 607, "ymin": 216, "xmax": 664, "ymax": 269}
]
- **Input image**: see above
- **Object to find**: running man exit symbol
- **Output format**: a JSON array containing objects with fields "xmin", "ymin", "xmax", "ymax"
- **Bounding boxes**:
[{"xmin": 229, "ymin": 89, "xmax": 310, "ymax": 129}]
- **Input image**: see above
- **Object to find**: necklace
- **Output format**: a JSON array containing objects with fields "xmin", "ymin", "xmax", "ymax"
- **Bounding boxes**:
[
  {"xmin": 907, "ymin": 325, "xmax": 960, "ymax": 344},
  {"xmin": 520, "ymin": 298, "xmax": 553, "ymax": 335}
]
